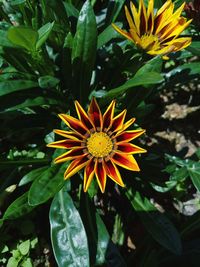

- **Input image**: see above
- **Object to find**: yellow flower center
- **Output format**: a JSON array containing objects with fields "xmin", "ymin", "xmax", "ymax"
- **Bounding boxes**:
[
  {"xmin": 87, "ymin": 132, "xmax": 113, "ymax": 158},
  {"xmin": 140, "ymin": 34, "xmax": 161, "ymax": 51}
]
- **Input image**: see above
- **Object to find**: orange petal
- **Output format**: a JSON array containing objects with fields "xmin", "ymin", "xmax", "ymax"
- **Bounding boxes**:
[
  {"xmin": 75, "ymin": 100, "xmax": 94, "ymax": 130},
  {"xmin": 64, "ymin": 154, "xmax": 90, "ymax": 180},
  {"xmin": 47, "ymin": 139, "xmax": 82, "ymax": 149},
  {"xmin": 105, "ymin": 160, "xmax": 124, "ymax": 187},
  {"xmin": 54, "ymin": 148, "xmax": 86, "ymax": 164},
  {"xmin": 53, "ymin": 129, "xmax": 83, "ymax": 141},
  {"xmin": 83, "ymin": 158, "xmax": 96, "ymax": 192},
  {"xmin": 111, "ymin": 153, "xmax": 140, "ymax": 171},
  {"xmin": 103, "ymin": 100, "xmax": 115, "ymax": 130},
  {"xmin": 109, "ymin": 109, "xmax": 127, "ymax": 133},
  {"xmin": 88, "ymin": 98, "xmax": 103, "ymax": 131},
  {"xmin": 115, "ymin": 129, "xmax": 145, "ymax": 143},
  {"xmin": 117, "ymin": 143, "xmax": 147, "ymax": 154},
  {"xmin": 95, "ymin": 160, "xmax": 107, "ymax": 193},
  {"xmin": 58, "ymin": 114, "xmax": 88, "ymax": 136}
]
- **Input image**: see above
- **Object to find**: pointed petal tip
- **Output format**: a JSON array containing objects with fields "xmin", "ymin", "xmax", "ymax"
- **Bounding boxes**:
[{"xmin": 46, "ymin": 143, "xmax": 54, "ymax": 148}]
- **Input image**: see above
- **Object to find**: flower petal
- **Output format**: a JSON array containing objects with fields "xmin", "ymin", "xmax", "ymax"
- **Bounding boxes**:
[
  {"xmin": 111, "ymin": 153, "xmax": 140, "ymax": 171},
  {"xmin": 83, "ymin": 159, "xmax": 96, "ymax": 192},
  {"xmin": 120, "ymin": 118, "xmax": 135, "ymax": 132},
  {"xmin": 75, "ymin": 100, "xmax": 94, "ymax": 130},
  {"xmin": 47, "ymin": 139, "xmax": 82, "ymax": 149},
  {"xmin": 53, "ymin": 129, "xmax": 83, "ymax": 141},
  {"xmin": 64, "ymin": 154, "xmax": 90, "ymax": 180},
  {"xmin": 130, "ymin": 2, "xmax": 140, "ymax": 35},
  {"xmin": 112, "ymin": 23, "xmax": 133, "ymax": 42},
  {"xmin": 125, "ymin": 6, "xmax": 137, "ymax": 33},
  {"xmin": 103, "ymin": 100, "xmax": 115, "ymax": 130},
  {"xmin": 88, "ymin": 98, "xmax": 103, "ymax": 131},
  {"xmin": 117, "ymin": 142, "xmax": 147, "ymax": 154},
  {"xmin": 54, "ymin": 148, "xmax": 86, "ymax": 164},
  {"xmin": 139, "ymin": 0, "xmax": 148, "ymax": 35},
  {"xmin": 95, "ymin": 160, "xmax": 107, "ymax": 193},
  {"xmin": 105, "ymin": 160, "xmax": 124, "ymax": 187},
  {"xmin": 115, "ymin": 129, "xmax": 145, "ymax": 143},
  {"xmin": 109, "ymin": 109, "xmax": 127, "ymax": 133},
  {"xmin": 58, "ymin": 114, "xmax": 88, "ymax": 136}
]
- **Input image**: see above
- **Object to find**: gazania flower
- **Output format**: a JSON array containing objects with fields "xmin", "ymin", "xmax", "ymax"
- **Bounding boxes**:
[
  {"xmin": 47, "ymin": 98, "xmax": 146, "ymax": 193},
  {"xmin": 112, "ymin": 0, "xmax": 192, "ymax": 57}
]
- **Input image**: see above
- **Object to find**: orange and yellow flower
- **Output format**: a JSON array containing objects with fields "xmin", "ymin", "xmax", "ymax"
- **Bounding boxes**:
[
  {"xmin": 112, "ymin": 0, "xmax": 192, "ymax": 57},
  {"xmin": 47, "ymin": 99, "xmax": 146, "ymax": 193}
]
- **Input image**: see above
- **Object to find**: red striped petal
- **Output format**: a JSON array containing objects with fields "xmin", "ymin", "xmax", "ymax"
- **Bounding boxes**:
[
  {"xmin": 53, "ymin": 129, "xmax": 83, "ymax": 141},
  {"xmin": 47, "ymin": 139, "xmax": 82, "ymax": 149},
  {"xmin": 75, "ymin": 100, "xmax": 94, "ymax": 130},
  {"xmin": 95, "ymin": 160, "xmax": 107, "ymax": 193},
  {"xmin": 84, "ymin": 159, "xmax": 96, "ymax": 192},
  {"xmin": 64, "ymin": 154, "xmax": 90, "ymax": 179},
  {"xmin": 111, "ymin": 153, "xmax": 140, "ymax": 171},
  {"xmin": 58, "ymin": 114, "xmax": 88, "ymax": 136},
  {"xmin": 54, "ymin": 148, "xmax": 86, "ymax": 163},
  {"xmin": 109, "ymin": 109, "xmax": 126, "ymax": 133},
  {"xmin": 116, "ymin": 129, "xmax": 145, "ymax": 143},
  {"xmin": 105, "ymin": 160, "xmax": 124, "ymax": 187},
  {"xmin": 117, "ymin": 143, "xmax": 147, "ymax": 154},
  {"xmin": 88, "ymin": 98, "xmax": 103, "ymax": 130},
  {"xmin": 103, "ymin": 100, "xmax": 115, "ymax": 130}
]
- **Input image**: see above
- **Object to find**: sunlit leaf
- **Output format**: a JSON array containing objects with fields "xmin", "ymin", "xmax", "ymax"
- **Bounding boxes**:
[{"xmin": 49, "ymin": 187, "xmax": 89, "ymax": 267}]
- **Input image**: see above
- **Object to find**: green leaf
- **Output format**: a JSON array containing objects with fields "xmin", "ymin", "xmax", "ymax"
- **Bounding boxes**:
[
  {"xmin": 97, "ymin": 23, "xmax": 122, "ymax": 49},
  {"xmin": 101, "ymin": 71, "xmax": 163, "ymax": 104},
  {"xmin": 0, "ymin": 80, "xmax": 38, "ymax": 97},
  {"xmin": 105, "ymin": 0, "xmax": 126, "ymax": 25},
  {"xmin": 36, "ymin": 22, "xmax": 54, "ymax": 49},
  {"xmin": 7, "ymin": 26, "xmax": 38, "ymax": 51},
  {"xmin": 188, "ymin": 166, "xmax": 200, "ymax": 192},
  {"xmin": 96, "ymin": 213, "xmax": 126, "ymax": 266},
  {"xmin": 18, "ymin": 240, "xmax": 30, "ymax": 256},
  {"xmin": 49, "ymin": 187, "xmax": 89, "ymax": 267},
  {"xmin": 28, "ymin": 164, "xmax": 69, "ymax": 206},
  {"xmin": 38, "ymin": 76, "xmax": 60, "ymax": 88},
  {"xmin": 167, "ymin": 62, "xmax": 200, "ymax": 77},
  {"xmin": 126, "ymin": 190, "xmax": 182, "ymax": 255},
  {"xmin": 64, "ymin": 2, "xmax": 79, "ymax": 18},
  {"xmin": 72, "ymin": 0, "xmax": 97, "ymax": 103},
  {"xmin": 21, "ymin": 258, "xmax": 33, "ymax": 267},
  {"xmin": 19, "ymin": 166, "xmax": 48, "ymax": 187},
  {"xmin": 0, "ymin": 30, "xmax": 16, "ymax": 47},
  {"xmin": 10, "ymin": 0, "xmax": 26, "ymax": 5},
  {"xmin": 80, "ymin": 193, "xmax": 126, "ymax": 266},
  {"xmin": 170, "ymin": 167, "xmax": 188, "ymax": 181},
  {"xmin": 3, "ymin": 192, "xmax": 34, "ymax": 220},
  {"xmin": 136, "ymin": 56, "xmax": 163, "ymax": 74},
  {"xmin": 4, "ymin": 96, "xmax": 60, "ymax": 113},
  {"xmin": 7, "ymin": 257, "xmax": 20, "ymax": 267},
  {"xmin": 187, "ymin": 41, "xmax": 200, "ymax": 56},
  {"xmin": 0, "ymin": 158, "xmax": 50, "ymax": 168}
]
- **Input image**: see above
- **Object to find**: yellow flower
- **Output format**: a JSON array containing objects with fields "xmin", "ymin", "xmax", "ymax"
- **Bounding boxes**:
[
  {"xmin": 112, "ymin": 0, "xmax": 192, "ymax": 57},
  {"xmin": 47, "ymin": 98, "xmax": 146, "ymax": 193}
]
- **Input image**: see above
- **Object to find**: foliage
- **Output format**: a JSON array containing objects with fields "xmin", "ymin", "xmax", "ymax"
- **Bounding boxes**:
[{"xmin": 0, "ymin": 0, "xmax": 199, "ymax": 266}]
